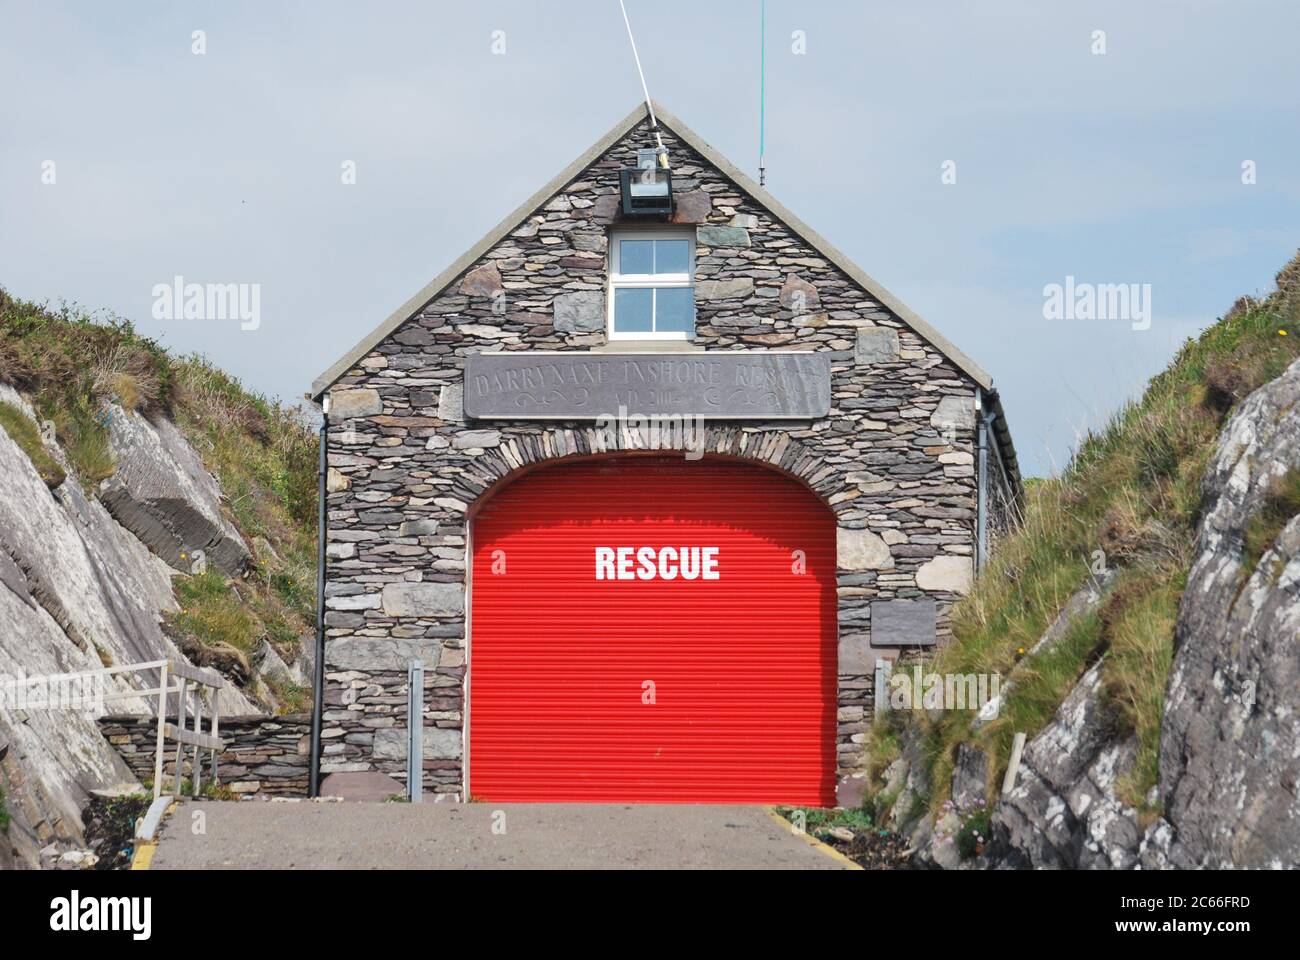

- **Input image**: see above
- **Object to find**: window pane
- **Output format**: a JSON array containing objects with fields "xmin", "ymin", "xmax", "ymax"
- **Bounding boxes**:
[
  {"xmin": 620, "ymin": 239, "xmax": 654, "ymax": 275},
  {"xmin": 654, "ymin": 287, "xmax": 695, "ymax": 335},
  {"xmin": 654, "ymin": 239, "xmax": 690, "ymax": 274},
  {"xmin": 614, "ymin": 287, "xmax": 653, "ymax": 333}
]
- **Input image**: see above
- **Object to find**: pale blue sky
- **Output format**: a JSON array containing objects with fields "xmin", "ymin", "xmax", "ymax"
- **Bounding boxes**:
[{"xmin": 2, "ymin": 0, "xmax": 1297, "ymax": 476}]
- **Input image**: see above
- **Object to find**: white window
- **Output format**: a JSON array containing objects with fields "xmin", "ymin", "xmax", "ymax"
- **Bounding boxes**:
[{"xmin": 608, "ymin": 230, "xmax": 695, "ymax": 339}]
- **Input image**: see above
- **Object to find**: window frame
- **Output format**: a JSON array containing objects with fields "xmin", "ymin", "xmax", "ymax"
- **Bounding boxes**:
[{"xmin": 607, "ymin": 228, "xmax": 696, "ymax": 340}]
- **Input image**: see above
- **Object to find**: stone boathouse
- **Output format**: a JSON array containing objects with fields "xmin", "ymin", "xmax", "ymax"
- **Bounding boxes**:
[{"xmin": 309, "ymin": 101, "xmax": 1020, "ymax": 806}]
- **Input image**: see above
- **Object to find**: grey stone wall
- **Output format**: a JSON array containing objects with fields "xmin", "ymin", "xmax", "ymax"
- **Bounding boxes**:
[
  {"xmin": 321, "ymin": 117, "xmax": 982, "ymax": 798},
  {"xmin": 98, "ymin": 714, "xmax": 310, "ymax": 797}
]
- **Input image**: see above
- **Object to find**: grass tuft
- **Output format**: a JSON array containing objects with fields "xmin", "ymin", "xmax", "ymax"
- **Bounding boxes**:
[
  {"xmin": 1242, "ymin": 467, "xmax": 1300, "ymax": 578},
  {"xmin": 0, "ymin": 401, "xmax": 66, "ymax": 487}
]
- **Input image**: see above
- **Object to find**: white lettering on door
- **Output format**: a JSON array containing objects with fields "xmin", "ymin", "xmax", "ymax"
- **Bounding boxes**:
[{"xmin": 595, "ymin": 546, "xmax": 719, "ymax": 580}]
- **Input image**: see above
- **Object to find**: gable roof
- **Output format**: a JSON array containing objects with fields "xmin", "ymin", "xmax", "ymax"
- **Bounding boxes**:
[{"xmin": 309, "ymin": 100, "xmax": 1020, "ymax": 493}]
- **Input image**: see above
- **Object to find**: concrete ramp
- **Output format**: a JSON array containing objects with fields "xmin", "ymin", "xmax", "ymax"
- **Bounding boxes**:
[{"xmin": 149, "ymin": 801, "xmax": 854, "ymax": 870}]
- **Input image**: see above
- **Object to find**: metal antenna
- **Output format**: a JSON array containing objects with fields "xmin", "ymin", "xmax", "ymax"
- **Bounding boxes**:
[
  {"xmin": 619, "ymin": 0, "xmax": 666, "ymax": 155},
  {"xmin": 759, "ymin": 0, "xmax": 767, "ymax": 187}
]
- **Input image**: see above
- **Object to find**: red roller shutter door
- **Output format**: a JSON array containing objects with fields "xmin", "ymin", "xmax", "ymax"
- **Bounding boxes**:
[{"xmin": 469, "ymin": 455, "xmax": 837, "ymax": 805}]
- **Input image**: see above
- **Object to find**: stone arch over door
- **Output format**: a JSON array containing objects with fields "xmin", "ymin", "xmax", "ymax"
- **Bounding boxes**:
[{"xmin": 458, "ymin": 425, "xmax": 842, "ymax": 522}]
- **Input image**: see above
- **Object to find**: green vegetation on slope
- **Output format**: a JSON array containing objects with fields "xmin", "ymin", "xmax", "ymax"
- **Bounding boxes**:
[
  {"xmin": 0, "ymin": 400, "xmax": 66, "ymax": 487},
  {"xmin": 866, "ymin": 268, "xmax": 1300, "ymax": 818},
  {"xmin": 0, "ymin": 290, "xmax": 317, "ymax": 708},
  {"xmin": 168, "ymin": 357, "xmax": 318, "ymax": 678},
  {"xmin": 1242, "ymin": 467, "xmax": 1300, "ymax": 579}
]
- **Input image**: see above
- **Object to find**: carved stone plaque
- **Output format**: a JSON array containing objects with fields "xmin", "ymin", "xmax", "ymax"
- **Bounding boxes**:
[{"xmin": 462, "ymin": 352, "xmax": 831, "ymax": 420}]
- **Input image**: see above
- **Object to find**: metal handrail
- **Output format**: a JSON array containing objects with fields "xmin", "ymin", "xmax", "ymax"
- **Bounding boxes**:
[{"xmin": 1, "ymin": 655, "xmax": 228, "ymax": 799}]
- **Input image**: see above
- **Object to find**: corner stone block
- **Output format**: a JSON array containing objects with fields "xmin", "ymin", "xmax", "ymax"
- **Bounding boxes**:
[
  {"xmin": 329, "ymin": 388, "xmax": 382, "ymax": 418},
  {"xmin": 381, "ymin": 581, "xmax": 464, "ymax": 617},
  {"xmin": 837, "ymin": 526, "xmax": 895, "ymax": 571},
  {"xmin": 552, "ymin": 291, "xmax": 605, "ymax": 333},
  {"xmin": 855, "ymin": 327, "xmax": 900, "ymax": 366}
]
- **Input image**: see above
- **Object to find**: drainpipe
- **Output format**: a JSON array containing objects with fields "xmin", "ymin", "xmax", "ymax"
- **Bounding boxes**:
[
  {"xmin": 976, "ymin": 389, "xmax": 988, "ymax": 574},
  {"xmin": 309, "ymin": 399, "xmax": 329, "ymax": 798}
]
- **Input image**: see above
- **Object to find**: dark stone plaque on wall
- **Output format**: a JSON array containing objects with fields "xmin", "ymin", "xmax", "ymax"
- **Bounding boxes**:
[
  {"xmin": 869, "ymin": 599, "xmax": 938, "ymax": 648},
  {"xmin": 463, "ymin": 351, "xmax": 831, "ymax": 420}
]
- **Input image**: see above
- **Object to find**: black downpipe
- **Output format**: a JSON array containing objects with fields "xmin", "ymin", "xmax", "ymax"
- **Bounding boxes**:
[
  {"xmin": 976, "ymin": 394, "xmax": 988, "ymax": 574},
  {"xmin": 309, "ymin": 411, "xmax": 328, "ymax": 797}
]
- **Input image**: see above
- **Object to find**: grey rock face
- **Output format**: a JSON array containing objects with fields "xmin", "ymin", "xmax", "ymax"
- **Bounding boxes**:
[
  {"xmin": 1160, "ymin": 356, "xmax": 1300, "ymax": 869},
  {"xmin": 100, "ymin": 406, "xmax": 250, "ymax": 576},
  {"xmin": 0, "ymin": 394, "xmax": 258, "ymax": 867},
  {"xmin": 253, "ymin": 637, "xmax": 303, "ymax": 688},
  {"xmin": 926, "ymin": 357, "xmax": 1300, "ymax": 870},
  {"xmin": 889, "ymin": 568, "xmax": 1134, "ymax": 869},
  {"xmin": 950, "ymin": 743, "xmax": 988, "ymax": 809},
  {"xmin": 992, "ymin": 662, "xmax": 1143, "ymax": 869}
]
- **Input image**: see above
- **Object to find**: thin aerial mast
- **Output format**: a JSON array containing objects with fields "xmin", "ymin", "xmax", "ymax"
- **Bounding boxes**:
[{"xmin": 759, "ymin": 0, "xmax": 767, "ymax": 187}]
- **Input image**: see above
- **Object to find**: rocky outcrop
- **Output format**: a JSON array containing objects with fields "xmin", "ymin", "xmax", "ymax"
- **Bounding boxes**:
[
  {"xmin": 897, "ymin": 570, "xmax": 1141, "ymax": 869},
  {"xmin": 1158, "ymin": 356, "xmax": 1300, "ymax": 868},
  {"xmin": 0, "ymin": 386, "xmax": 258, "ymax": 868},
  {"xmin": 992, "ymin": 663, "xmax": 1146, "ymax": 869},
  {"xmin": 892, "ymin": 353, "xmax": 1300, "ymax": 871},
  {"xmin": 100, "ymin": 406, "xmax": 250, "ymax": 576}
]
